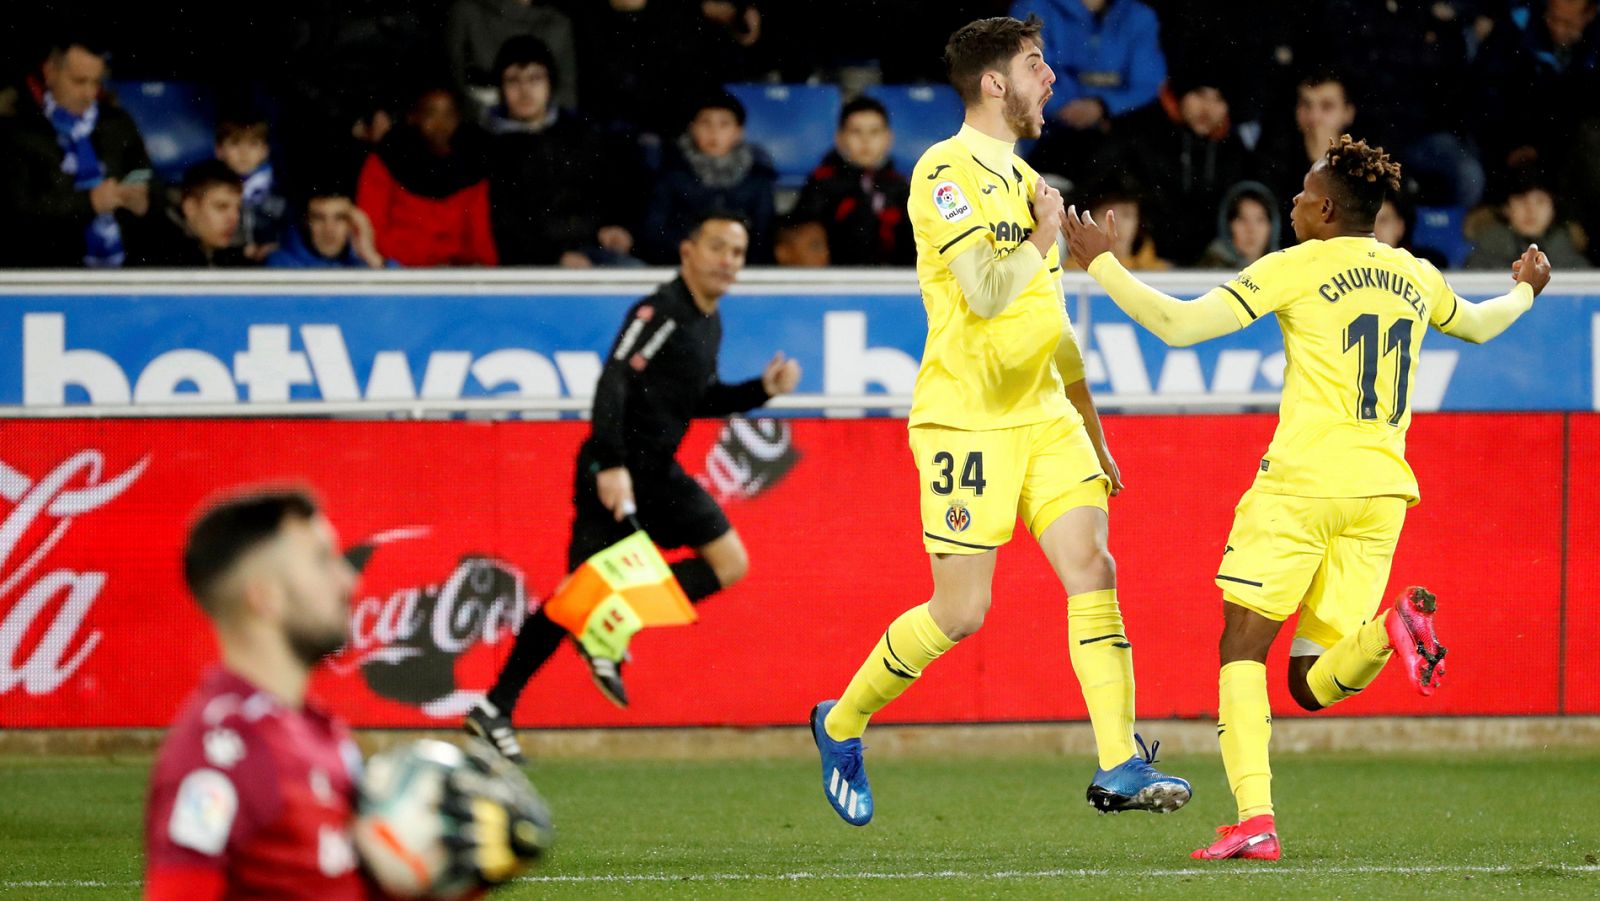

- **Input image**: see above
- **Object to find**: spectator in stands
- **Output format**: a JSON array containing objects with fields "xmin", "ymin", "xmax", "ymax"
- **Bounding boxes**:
[
  {"xmin": 1113, "ymin": 72, "xmax": 1252, "ymax": 265},
  {"xmin": 772, "ymin": 214, "xmax": 830, "ymax": 267},
  {"xmin": 795, "ymin": 97, "xmax": 912, "ymax": 266},
  {"xmin": 642, "ymin": 92, "xmax": 776, "ymax": 264},
  {"xmin": 486, "ymin": 36, "xmax": 640, "ymax": 267},
  {"xmin": 1016, "ymin": 0, "xmax": 1167, "ymax": 185},
  {"xmin": 1374, "ymin": 197, "xmax": 1407, "ymax": 249},
  {"xmin": 1305, "ymin": 0, "xmax": 1484, "ymax": 208},
  {"xmin": 266, "ymin": 185, "xmax": 392, "ymax": 269},
  {"xmin": 1465, "ymin": 167, "xmax": 1591, "ymax": 270},
  {"xmin": 357, "ymin": 86, "xmax": 498, "ymax": 267},
  {"xmin": 1256, "ymin": 70, "xmax": 1356, "ymax": 244},
  {"xmin": 0, "ymin": 38, "xmax": 152, "ymax": 268},
  {"xmin": 447, "ymin": 0, "xmax": 578, "ymax": 112},
  {"xmin": 128, "ymin": 160, "xmax": 248, "ymax": 267},
  {"xmin": 1069, "ymin": 184, "xmax": 1170, "ymax": 270},
  {"xmin": 1196, "ymin": 181, "xmax": 1279, "ymax": 269},
  {"xmin": 572, "ymin": 0, "xmax": 751, "ymax": 138},
  {"xmin": 215, "ymin": 112, "xmax": 286, "ymax": 262}
]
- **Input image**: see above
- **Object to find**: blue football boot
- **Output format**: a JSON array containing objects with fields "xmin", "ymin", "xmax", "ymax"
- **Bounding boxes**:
[
  {"xmin": 1086, "ymin": 733, "xmax": 1192, "ymax": 813},
  {"xmin": 810, "ymin": 700, "xmax": 872, "ymax": 826}
]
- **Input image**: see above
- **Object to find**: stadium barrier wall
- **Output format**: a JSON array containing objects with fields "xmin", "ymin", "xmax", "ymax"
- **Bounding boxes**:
[
  {"xmin": 1, "ymin": 414, "xmax": 1592, "ymax": 729},
  {"xmin": 1, "ymin": 269, "xmax": 1596, "ymax": 415}
]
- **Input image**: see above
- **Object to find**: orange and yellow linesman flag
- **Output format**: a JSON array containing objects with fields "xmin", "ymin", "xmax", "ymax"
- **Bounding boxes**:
[{"xmin": 540, "ymin": 530, "xmax": 696, "ymax": 661}]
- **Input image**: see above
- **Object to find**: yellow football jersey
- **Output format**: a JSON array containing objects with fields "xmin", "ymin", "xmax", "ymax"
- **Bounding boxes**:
[
  {"xmin": 906, "ymin": 124, "xmax": 1079, "ymax": 431},
  {"xmin": 1221, "ymin": 236, "xmax": 1459, "ymax": 503}
]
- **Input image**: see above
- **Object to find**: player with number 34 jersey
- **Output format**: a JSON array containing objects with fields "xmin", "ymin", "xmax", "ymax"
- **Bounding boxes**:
[{"xmin": 810, "ymin": 14, "xmax": 1191, "ymax": 831}]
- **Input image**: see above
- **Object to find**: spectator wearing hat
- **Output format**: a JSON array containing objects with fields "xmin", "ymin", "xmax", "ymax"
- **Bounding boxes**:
[
  {"xmin": 486, "ymin": 35, "xmax": 642, "ymax": 267},
  {"xmin": 1195, "ymin": 181, "xmax": 1279, "ymax": 270},
  {"xmin": 641, "ymin": 92, "xmax": 777, "ymax": 263}
]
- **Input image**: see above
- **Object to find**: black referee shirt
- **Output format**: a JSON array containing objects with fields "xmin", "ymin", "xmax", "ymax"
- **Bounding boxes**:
[{"xmin": 585, "ymin": 276, "xmax": 771, "ymax": 474}]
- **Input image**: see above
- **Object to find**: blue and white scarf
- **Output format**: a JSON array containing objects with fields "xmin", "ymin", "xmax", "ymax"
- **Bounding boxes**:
[{"xmin": 44, "ymin": 91, "xmax": 124, "ymax": 267}]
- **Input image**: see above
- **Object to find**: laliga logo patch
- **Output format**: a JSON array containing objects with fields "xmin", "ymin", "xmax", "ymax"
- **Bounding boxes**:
[
  {"xmin": 933, "ymin": 181, "xmax": 972, "ymax": 223},
  {"xmin": 945, "ymin": 501, "xmax": 972, "ymax": 533}
]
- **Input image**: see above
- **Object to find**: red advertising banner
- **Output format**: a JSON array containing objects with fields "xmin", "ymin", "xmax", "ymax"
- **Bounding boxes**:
[{"xmin": 0, "ymin": 415, "xmax": 1589, "ymax": 729}]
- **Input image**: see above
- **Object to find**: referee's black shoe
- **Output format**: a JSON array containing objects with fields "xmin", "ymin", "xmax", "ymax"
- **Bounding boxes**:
[
  {"xmin": 574, "ymin": 641, "xmax": 629, "ymax": 708},
  {"xmin": 464, "ymin": 699, "xmax": 526, "ymax": 766}
]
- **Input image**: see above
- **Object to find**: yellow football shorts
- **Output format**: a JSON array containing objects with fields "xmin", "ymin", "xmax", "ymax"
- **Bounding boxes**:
[
  {"xmin": 1215, "ymin": 489, "xmax": 1408, "ymax": 649},
  {"xmin": 909, "ymin": 418, "xmax": 1108, "ymax": 555}
]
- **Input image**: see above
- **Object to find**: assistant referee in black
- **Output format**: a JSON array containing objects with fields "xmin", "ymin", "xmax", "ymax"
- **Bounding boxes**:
[{"xmin": 467, "ymin": 210, "xmax": 801, "ymax": 762}]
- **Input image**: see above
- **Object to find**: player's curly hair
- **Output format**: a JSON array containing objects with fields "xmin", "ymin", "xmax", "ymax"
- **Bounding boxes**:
[{"xmin": 1322, "ymin": 134, "xmax": 1401, "ymax": 223}]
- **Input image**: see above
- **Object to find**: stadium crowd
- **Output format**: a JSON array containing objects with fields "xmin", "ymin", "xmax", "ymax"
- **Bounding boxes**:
[{"xmin": 1, "ymin": 0, "xmax": 1597, "ymax": 271}]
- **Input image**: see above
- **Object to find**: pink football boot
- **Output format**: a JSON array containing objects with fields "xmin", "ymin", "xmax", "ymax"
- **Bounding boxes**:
[
  {"xmin": 1191, "ymin": 814, "xmax": 1281, "ymax": 860},
  {"xmin": 1385, "ymin": 586, "xmax": 1447, "ymax": 696}
]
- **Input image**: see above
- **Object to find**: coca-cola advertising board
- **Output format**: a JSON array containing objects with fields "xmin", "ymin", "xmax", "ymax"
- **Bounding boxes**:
[{"xmin": 1, "ymin": 414, "xmax": 1593, "ymax": 729}]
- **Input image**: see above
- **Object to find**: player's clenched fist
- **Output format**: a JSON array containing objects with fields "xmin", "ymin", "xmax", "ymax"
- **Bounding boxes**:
[{"xmin": 1029, "ymin": 179, "xmax": 1065, "ymax": 258}]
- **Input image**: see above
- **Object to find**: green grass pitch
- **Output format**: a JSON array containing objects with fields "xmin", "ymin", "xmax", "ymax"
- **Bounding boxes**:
[{"xmin": 3, "ymin": 749, "xmax": 1599, "ymax": 898}]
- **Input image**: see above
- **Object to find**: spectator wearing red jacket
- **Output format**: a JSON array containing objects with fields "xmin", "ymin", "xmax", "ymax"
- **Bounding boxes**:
[{"xmin": 356, "ymin": 86, "xmax": 498, "ymax": 267}]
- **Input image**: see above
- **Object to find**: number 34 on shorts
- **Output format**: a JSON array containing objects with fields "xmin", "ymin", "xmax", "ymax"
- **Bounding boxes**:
[{"xmin": 909, "ymin": 420, "xmax": 1108, "ymax": 555}]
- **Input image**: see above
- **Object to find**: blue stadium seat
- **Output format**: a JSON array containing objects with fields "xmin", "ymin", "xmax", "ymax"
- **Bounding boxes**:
[
  {"xmin": 725, "ymin": 83, "xmax": 841, "ymax": 189},
  {"xmin": 863, "ymin": 84, "xmax": 964, "ymax": 171},
  {"xmin": 1412, "ymin": 205, "xmax": 1470, "ymax": 269},
  {"xmin": 106, "ymin": 81, "xmax": 218, "ymax": 183}
]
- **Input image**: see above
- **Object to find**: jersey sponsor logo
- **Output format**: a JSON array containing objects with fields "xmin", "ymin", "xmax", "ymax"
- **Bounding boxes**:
[
  {"xmin": 945, "ymin": 500, "xmax": 972, "ymax": 533},
  {"xmin": 168, "ymin": 768, "xmax": 238, "ymax": 856},
  {"xmin": 933, "ymin": 181, "xmax": 973, "ymax": 223},
  {"xmin": 991, "ymin": 221, "xmax": 1032, "ymax": 244},
  {"xmin": 926, "ymin": 164, "xmax": 952, "ymax": 180},
  {"xmin": 203, "ymin": 727, "xmax": 246, "ymax": 768},
  {"xmin": 981, "ymin": 184, "xmax": 999, "ymax": 194},
  {"xmin": 1238, "ymin": 274, "xmax": 1262, "ymax": 294}
]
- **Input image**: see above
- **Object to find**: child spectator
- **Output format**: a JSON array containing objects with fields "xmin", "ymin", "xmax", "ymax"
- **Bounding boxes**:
[
  {"xmin": 795, "ymin": 97, "xmax": 913, "ymax": 266},
  {"xmin": 266, "ymin": 184, "xmax": 393, "ymax": 269},
  {"xmin": 357, "ymin": 86, "xmax": 498, "ymax": 267},
  {"xmin": 1196, "ymin": 181, "xmax": 1279, "ymax": 269},
  {"xmin": 772, "ymin": 214, "xmax": 830, "ymax": 267},
  {"xmin": 1465, "ymin": 168, "xmax": 1591, "ymax": 270},
  {"xmin": 215, "ymin": 112, "xmax": 287, "ymax": 261},
  {"xmin": 641, "ymin": 92, "xmax": 776, "ymax": 263},
  {"xmin": 486, "ymin": 35, "xmax": 640, "ymax": 267},
  {"xmin": 129, "ymin": 160, "xmax": 248, "ymax": 267}
]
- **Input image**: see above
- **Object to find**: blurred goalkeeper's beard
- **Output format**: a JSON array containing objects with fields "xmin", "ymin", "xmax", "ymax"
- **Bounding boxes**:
[
  {"xmin": 1003, "ymin": 89, "xmax": 1042, "ymax": 140},
  {"xmin": 283, "ymin": 594, "xmax": 351, "ymax": 667}
]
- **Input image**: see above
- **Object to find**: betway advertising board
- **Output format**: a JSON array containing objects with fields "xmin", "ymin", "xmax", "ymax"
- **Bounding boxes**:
[
  {"xmin": 1, "ymin": 415, "xmax": 1595, "ymax": 728},
  {"xmin": 0, "ymin": 271, "xmax": 1595, "ymax": 411}
]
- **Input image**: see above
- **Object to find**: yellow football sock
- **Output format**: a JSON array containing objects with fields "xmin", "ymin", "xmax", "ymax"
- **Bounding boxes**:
[
  {"xmin": 824, "ymin": 603, "xmax": 955, "ymax": 740},
  {"xmin": 1067, "ymin": 589, "xmax": 1138, "ymax": 769},
  {"xmin": 1218, "ymin": 660, "xmax": 1274, "ymax": 820},
  {"xmin": 1305, "ymin": 617, "xmax": 1393, "ymax": 708}
]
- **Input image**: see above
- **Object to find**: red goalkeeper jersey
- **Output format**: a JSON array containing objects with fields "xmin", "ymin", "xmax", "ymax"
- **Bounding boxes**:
[{"xmin": 143, "ymin": 667, "xmax": 369, "ymax": 900}]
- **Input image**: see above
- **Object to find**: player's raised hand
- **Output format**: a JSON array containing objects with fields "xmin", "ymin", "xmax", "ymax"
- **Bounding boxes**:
[
  {"xmin": 1510, "ymin": 243, "xmax": 1552, "ymax": 296},
  {"xmin": 762, "ymin": 352, "xmax": 801, "ymax": 396},
  {"xmin": 1063, "ymin": 204, "xmax": 1119, "ymax": 269},
  {"xmin": 596, "ymin": 466, "xmax": 636, "ymax": 522}
]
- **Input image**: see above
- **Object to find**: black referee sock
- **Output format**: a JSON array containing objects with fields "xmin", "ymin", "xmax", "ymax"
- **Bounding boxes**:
[
  {"xmin": 485, "ymin": 609, "xmax": 566, "ymax": 714},
  {"xmin": 672, "ymin": 558, "xmax": 722, "ymax": 604}
]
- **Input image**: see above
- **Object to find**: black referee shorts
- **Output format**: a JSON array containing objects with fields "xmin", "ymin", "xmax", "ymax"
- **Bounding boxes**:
[{"xmin": 567, "ymin": 456, "xmax": 731, "ymax": 571}]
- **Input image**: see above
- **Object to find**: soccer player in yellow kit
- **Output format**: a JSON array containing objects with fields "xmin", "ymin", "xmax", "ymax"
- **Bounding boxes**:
[
  {"xmin": 810, "ymin": 14, "xmax": 1191, "ymax": 827},
  {"xmin": 1064, "ymin": 135, "xmax": 1552, "ymax": 860}
]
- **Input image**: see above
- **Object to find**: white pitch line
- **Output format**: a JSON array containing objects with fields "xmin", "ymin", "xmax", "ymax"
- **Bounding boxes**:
[
  {"xmin": 7, "ymin": 864, "xmax": 1597, "ymax": 890},
  {"xmin": 518, "ymin": 863, "xmax": 1600, "ymax": 884}
]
